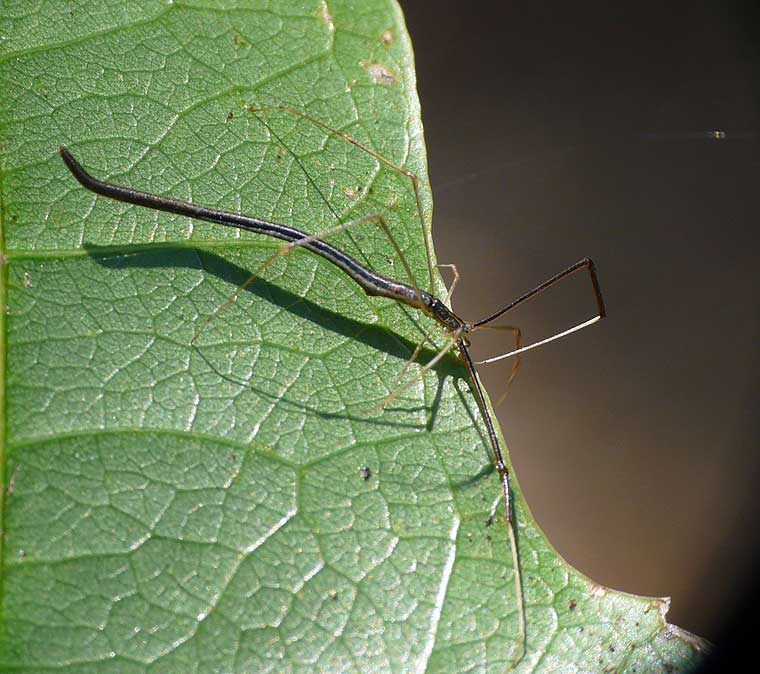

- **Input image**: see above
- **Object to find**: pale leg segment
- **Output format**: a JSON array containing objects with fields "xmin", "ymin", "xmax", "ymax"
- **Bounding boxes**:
[
  {"xmin": 191, "ymin": 212, "xmax": 416, "ymax": 347},
  {"xmin": 477, "ymin": 324, "xmax": 522, "ymax": 406},
  {"xmin": 246, "ymin": 104, "xmax": 436, "ymax": 294}
]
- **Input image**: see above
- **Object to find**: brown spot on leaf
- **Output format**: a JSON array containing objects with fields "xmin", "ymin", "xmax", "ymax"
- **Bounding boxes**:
[{"xmin": 360, "ymin": 60, "xmax": 397, "ymax": 86}]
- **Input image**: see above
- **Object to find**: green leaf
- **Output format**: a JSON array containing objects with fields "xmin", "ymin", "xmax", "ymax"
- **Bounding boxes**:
[{"xmin": 0, "ymin": 1, "xmax": 708, "ymax": 672}]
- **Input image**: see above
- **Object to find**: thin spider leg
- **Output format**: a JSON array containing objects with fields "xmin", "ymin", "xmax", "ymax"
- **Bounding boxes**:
[
  {"xmin": 477, "ymin": 317, "xmax": 600, "ymax": 365},
  {"xmin": 436, "ymin": 262, "xmax": 460, "ymax": 306},
  {"xmin": 471, "ymin": 257, "xmax": 605, "ymax": 328},
  {"xmin": 377, "ymin": 263, "xmax": 458, "ymax": 412},
  {"xmin": 377, "ymin": 261, "xmax": 458, "ymax": 413},
  {"xmin": 469, "ymin": 258, "xmax": 605, "ymax": 365},
  {"xmin": 245, "ymin": 103, "xmax": 435, "ymax": 294},
  {"xmin": 478, "ymin": 324, "xmax": 521, "ymax": 406},
  {"xmin": 369, "ymin": 330, "xmax": 460, "ymax": 413},
  {"xmin": 458, "ymin": 338, "xmax": 526, "ymax": 666},
  {"xmin": 246, "ymin": 109, "xmax": 378, "ymax": 282},
  {"xmin": 191, "ymin": 212, "xmax": 408, "ymax": 346},
  {"xmin": 191, "ymin": 244, "xmax": 279, "ymax": 347},
  {"xmin": 393, "ymin": 322, "xmax": 438, "ymax": 387},
  {"xmin": 365, "ymin": 214, "xmax": 418, "ymax": 299}
]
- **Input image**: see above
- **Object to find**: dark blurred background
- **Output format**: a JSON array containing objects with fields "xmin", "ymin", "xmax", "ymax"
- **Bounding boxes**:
[{"xmin": 402, "ymin": 0, "xmax": 758, "ymax": 649}]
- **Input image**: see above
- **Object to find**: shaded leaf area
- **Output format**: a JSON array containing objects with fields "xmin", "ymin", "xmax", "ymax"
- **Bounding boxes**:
[{"xmin": 0, "ymin": 1, "xmax": 707, "ymax": 672}]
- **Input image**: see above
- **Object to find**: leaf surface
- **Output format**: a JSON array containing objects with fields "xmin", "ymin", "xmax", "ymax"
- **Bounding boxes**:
[{"xmin": 0, "ymin": 1, "xmax": 707, "ymax": 672}]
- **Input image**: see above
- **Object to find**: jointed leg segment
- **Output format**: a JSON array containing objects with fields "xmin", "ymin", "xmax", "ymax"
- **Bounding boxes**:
[{"xmin": 246, "ymin": 104, "xmax": 436, "ymax": 293}]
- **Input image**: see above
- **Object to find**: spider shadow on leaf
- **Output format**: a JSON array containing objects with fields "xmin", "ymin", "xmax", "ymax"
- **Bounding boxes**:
[{"xmin": 83, "ymin": 242, "xmax": 474, "ymax": 435}]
